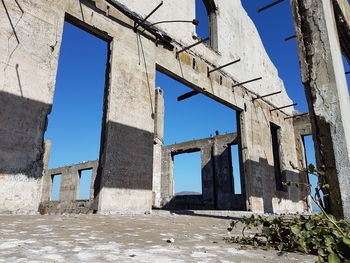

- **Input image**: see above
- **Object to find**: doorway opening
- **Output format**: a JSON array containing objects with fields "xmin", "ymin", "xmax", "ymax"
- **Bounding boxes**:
[
  {"xmin": 78, "ymin": 169, "xmax": 93, "ymax": 200},
  {"xmin": 51, "ymin": 174, "xmax": 62, "ymax": 201},
  {"xmin": 44, "ymin": 19, "xmax": 110, "ymax": 200}
]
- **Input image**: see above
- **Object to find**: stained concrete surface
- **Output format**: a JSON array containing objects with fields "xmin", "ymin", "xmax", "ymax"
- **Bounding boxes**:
[
  {"xmin": 0, "ymin": 212, "xmax": 316, "ymax": 263},
  {"xmin": 1, "ymin": 0, "xmax": 308, "ymax": 214}
]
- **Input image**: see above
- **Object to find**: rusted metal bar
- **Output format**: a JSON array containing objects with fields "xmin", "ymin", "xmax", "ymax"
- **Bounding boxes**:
[
  {"xmin": 270, "ymin": 103, "xmax": 297, "ymax": 112},
  {"xmin": 150, "ymin": 19, "xmax": 199, "ymax": 28},
  {"xmin": 252, "ymin": 90, "xmax": 281, "ymax": 102},
  {"xmin": 1, "ymin": 0, "xmax": 20, "ymax": 44},
  {"xmin": 346, "ymin": 71, "xmax": 350, "ymax": 74},
  {"xmin": 232, "ymin": 77, "xmax": 262, "ymax": 88},
  {"xmin": 177, "ymin": 90, "xmax": 199, "ymax": 101},
  {"xmin": 14, "ymin": 0, "xmax": 24, "ymax": 14},
  {"xmin": 284, "ymin": 112, "xmax": 308, "ymax": 120},
  {"xmin": 208, "ymin": 59, "xmax": 241, "ymax": 74},
  {"xmin": 134, "ymin": 1, "xmax": 163, "ymax": 30},
  {"xmin": 143, "ymin": 19, "xmax": 199, "ymax": 33},
  {"xmin": 176, "ymin": 37, "xmax": 209, "ymax": 55},
  {"xmin": 284, "ymin": 35, "xmax": 296, "ymax": 41},
  {"xmin": 106, "ymin": 0, "xmax": 174, "ymax": 50},
  {"xmin": 258, "ymin": 0, "xmax": 285, "ymax": 13}
]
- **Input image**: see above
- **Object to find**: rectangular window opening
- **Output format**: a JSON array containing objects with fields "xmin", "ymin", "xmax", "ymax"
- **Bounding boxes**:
[
  {"xmin": 195, "ymin": 0, "xmax": 218, "ymax": 50},
  {"xmin": 229, "ymin": 144, "xmax": 242, "ymax": 194},
  {"xmin": 51, "ymin": 174, "xmax": 62, "ymax": 201},
  {"xmin": 270, "ymin": 123, "xmax": 285, "ymax": 191},
  {"xmin": 173, "ymin": 151, "xmax": 202, "ymax": 196},
  {"xmin": 78, "ymin": 169, "xmax": 93, "ymax": 200}
]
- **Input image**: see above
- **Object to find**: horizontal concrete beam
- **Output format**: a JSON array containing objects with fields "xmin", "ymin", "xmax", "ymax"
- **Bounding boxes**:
[
  {"xmin": 164, "ymin": 133, "xmax": 238, "ymax": 154},
  {"xmin": 47, "ymin": 161, "xmax": 99, "ymax": 176}
]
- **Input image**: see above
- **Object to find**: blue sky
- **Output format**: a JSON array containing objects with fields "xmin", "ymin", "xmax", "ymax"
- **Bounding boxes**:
[{"xmin": 46, "ymin": 1, "xmax": 349, "ymax": 206}]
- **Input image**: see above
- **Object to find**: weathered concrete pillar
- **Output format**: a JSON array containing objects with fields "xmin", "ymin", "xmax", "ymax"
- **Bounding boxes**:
[
  {"xmin": 201, "ymin": 145, "xmax": 215, "ymax": 206},
  {"xmin": 60, "ymin": 168, "xmax": 79, "ymax": 201},
  {"xmin": 94, "ymin": 31, "xmax": 155, "ymax": 213},
  {"xmin": 90, "ymin": 167, "xmax": 98, "ymax": 201},
  {"xmin": 213, "ymin": 140, "xmax": 233, "ymax": 210},
  {"xmin": 41, "ymin": 140, "xmax": 52, "ymax": 202},
  {"xmin": 153, "ymin": 87, "xmax": 164, "ymax": 208},
  {"xmin": 160, "ymin": 150, "xmax": 174, "ymax": 205},
  {"xmin": 291, "ymin": 0, "xmax": 350, "ymax": 219},
  {"xmin": 0, "ymin": 1, "xmax": 63, "ymax": 213}
]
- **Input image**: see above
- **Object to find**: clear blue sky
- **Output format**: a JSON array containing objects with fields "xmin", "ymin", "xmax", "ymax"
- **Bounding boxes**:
[{"xmin": 46, "ymin": 1, "xmax": 349, "ymax": 206}]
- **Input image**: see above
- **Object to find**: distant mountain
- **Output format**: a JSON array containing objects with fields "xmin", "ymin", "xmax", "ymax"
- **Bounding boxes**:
[{"xmin": 175, "ymin": 191, "xmax": 201, "ymax": 196}]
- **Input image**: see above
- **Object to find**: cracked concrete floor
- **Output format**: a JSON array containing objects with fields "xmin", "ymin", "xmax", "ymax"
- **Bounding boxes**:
[{"xmin": 0, "ymin": 212, "xmax": 316, "ymax": 263}]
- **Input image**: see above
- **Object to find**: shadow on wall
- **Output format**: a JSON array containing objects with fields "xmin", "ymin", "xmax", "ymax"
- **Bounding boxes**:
[
  {"xmin": 162, "ymin": 142, "xmax": 245, "ymax": 211},
  {"xmin": 245, "ymin": 158, "xmax": 309, "ymax": 213},
  {"xmin": 93, "ymin": 120, "xmax": 155, "ymax": 198},
  {"xmin": 0, "ymin": 90, "xmax": 154, "ymax": 199},
  {"xmin": 0, "ymin": 91, "xmax": 51, "ymax": 178},
  {"xmin": 162, "ymin": 153, "xmax": 309, "ymax": 213}
]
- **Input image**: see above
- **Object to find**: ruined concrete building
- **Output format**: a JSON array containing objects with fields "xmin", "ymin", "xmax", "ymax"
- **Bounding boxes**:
[{"xmin": 1, "ymin": 0, "xmax": 349, "ymax": 218}]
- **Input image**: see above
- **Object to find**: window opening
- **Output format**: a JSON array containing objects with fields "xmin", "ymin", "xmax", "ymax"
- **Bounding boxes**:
[
  {"xmin": 195, "ymin": 0, "xmax": 218, "ymax": 49},
  {"xmin": 229, "ymin": 144, "xmax": 241, "ymax": 194},
  {"xmin": 270, "ymin": 123, "xmax": 285, "ymax": 191},
  {"xmin": 51, "ymin": 174, "xmax": 62, "ymax": 201},
  {"xmin": 174, "ymin": 151, "xmax": 202, "ymax": 195},
  {"xmin": 78, "ymin": 169, "xmax": 93, "ymax": 200},
  {"xmin": 303, "ymin": 135, "xmax": 320, "ymax": 212}
]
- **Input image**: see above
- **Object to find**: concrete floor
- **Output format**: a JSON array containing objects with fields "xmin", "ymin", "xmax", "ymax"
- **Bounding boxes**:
[{"xmin": 0, "ymin": 212, "xmax": 316, "ymax": 263}]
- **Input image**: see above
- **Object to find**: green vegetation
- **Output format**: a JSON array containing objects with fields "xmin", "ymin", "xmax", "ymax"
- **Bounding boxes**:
[
  {"xmin": 225, "ymin": 214, "xmax": 350, "ymax": 262},
  {"xmin": 225, "ymin": 164, "xmax": 350, "ymax": 263}
]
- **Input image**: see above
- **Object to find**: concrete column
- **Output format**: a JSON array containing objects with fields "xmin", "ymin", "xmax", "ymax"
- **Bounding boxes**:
[
  {"xmin": 153, "ymin": 87, "xmax": 164, "ymax": 207},
  {"xmin": 238, "ymin": 111, "xmax": 256, "ymax": 212},
  {"xmin": 154, "ymin": 88, "xmax": 165, "ymax": 142},
  {"xmin": 90, "ymin": 167, "xmax": 98, "ymax": 200},
  {"xmin": 0, "ymin": 4, "xmax": 63, "ymax": 213},
  {"xmin": 213, "ymin": 139, "xmax": 233, "ymax": 210},
  {"xmin": 291, "ymin": 0, "xmax": 350, "ymax": 219},
  {"xmin": 41, "ymin": 140, "xmax": 52, "ymax": 202},
  {"xmin": 59, "ymin": 168, "xmax": 79, "ymax": 201},
  {"xmin": 201, "ymin": 145, "xmax": 215, "ymax": 206},
  {"xmin": 160, "ymin": 150, "xmax": 174, "ymax": 205},
  {"xmin": 95, "ymin": 32, "xmax": 155, "ymax": 213}
]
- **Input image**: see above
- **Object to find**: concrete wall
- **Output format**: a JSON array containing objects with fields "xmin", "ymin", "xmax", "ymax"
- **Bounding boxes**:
[
  {"xmin": 0, "ymin": 0, "xmax": 63, "ymax": 213},
  {"xmin": 115, "ymin": 0, "xmax": 294, "ymax": 111},
  {"xmin": 161, "ymin": 133, "xmax": 242, "ymax": 210},
  {"xmin": 42, "ymin": 160, "xmax": 98, "ymax": 202},
  {"xmin": 0, "ymin": 0, "xmax": 309, "ymax": 214}
]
